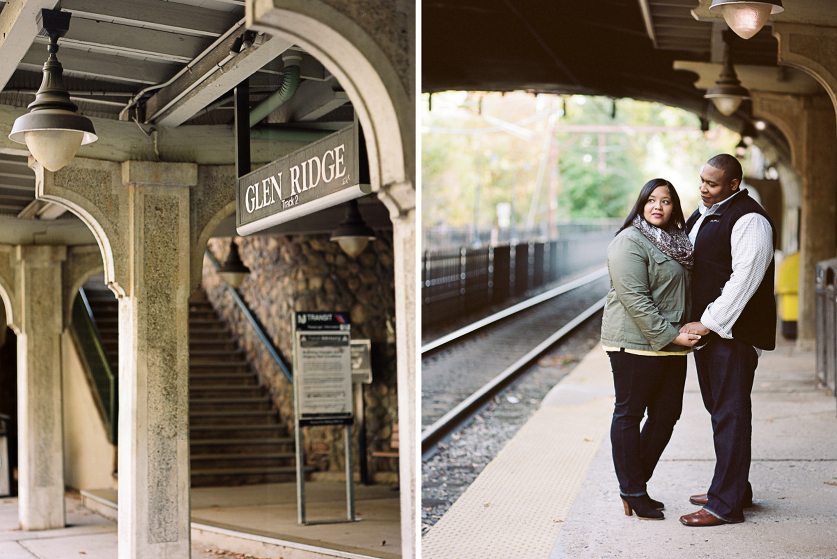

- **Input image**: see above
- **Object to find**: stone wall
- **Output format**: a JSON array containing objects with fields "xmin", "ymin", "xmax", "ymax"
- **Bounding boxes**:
[{"xmin": 203, "ymin": 233, "xmax": 398, "ymax": 477}]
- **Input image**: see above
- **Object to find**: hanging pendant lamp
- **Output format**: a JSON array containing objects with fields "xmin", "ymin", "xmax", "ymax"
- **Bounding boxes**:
[
  {"xmin": 217, "ymin": 238, "xmax": 251, "ymax": 289},
  {"xmin": 8, "ymin": 9, "xmax": 97, "ymax": 172},
  {"xmin": 331, "ymin": 199, "xmax": 376, "ymax": 258},
  {"xmin": 705, "ymin": 50, "xmax": 750, "ymax": 116},
  {"xmin": 709, "ymin": 0, "xmax": 784, "ymax": 40}
]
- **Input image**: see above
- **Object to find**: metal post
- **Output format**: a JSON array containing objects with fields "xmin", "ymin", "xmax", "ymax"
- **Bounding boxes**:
[
  {"xmin": 292, "ymin": 318, "xmax": 306, "ymax": 525},
  {"xmin": 234, "ymin": 78, "xmax": 250, "ymax": 179},
  {"xmin": 345, "ymin": 424, "xmax": 355, "ymax": 521},
  {"xmin": 355, "ymin": 383, "xmax": 369, "ymax": 484}
]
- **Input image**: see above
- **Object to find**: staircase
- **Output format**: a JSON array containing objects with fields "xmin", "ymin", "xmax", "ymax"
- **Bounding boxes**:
[{"xmin": 80, "ymin": 275, "xmax": 297, "ymax": 487}]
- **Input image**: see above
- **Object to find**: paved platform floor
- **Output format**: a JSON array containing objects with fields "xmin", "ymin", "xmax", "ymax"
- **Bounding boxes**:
[
  {"xmin": 0, "ymin": 481, "xmax": 400, "ymax": 559},
  {"xmin": 422, "ymin": 338, "xmax": 837, "ymax": 559}
]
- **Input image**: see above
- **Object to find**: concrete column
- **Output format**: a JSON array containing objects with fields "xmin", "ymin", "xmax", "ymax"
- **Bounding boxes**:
[
  {"xmin": 773, "ymin": 24, "xmax": 837, "ymax": 348},
  {"xmin": 117, "ymin": 162, "xmax": 194, "ymax": 558},
  {"xmin": 35, "ymin": 158, "xmax": 235, "ymax": 559},
  {"xmin": 389, "ymin": 203, "xmax": 416, "ymax": 557},
  {"xmin": 752, "ymin": 92, "xmax": 837, "ymax": 349},
  {"xmin": 14, "ymin": 246, "xmax": 67, "ymax": 530}
]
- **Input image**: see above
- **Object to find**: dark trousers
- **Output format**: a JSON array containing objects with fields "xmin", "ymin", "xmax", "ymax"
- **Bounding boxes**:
[
  {"xmin": 609, "ymin": 350, "xmax": 687, "ymax": 496},
  {"xmin": 694, "ymin": 337, "xmax": 758, "ymax": 522}
]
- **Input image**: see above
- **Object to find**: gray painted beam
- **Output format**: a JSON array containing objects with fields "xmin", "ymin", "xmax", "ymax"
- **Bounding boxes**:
[
  {"xmin": 61, "ymin": 0, "xmax": 239, "ymax": 37},
  {"xmin": 0, "ymin": 103, "xmax": 306, "ymax": 165},
  {"xmin": 35, "ymin": 17, "xmax": 214, "ymax": 65},
  {"xmin": 20, "ymin": 44, "xmax": 180, "ymax": 84},
  {"xmin": 145, "ymin": 33, "xmax": 294, "ymax": 127},
  {"xmin": 0, "ymin": 0, "xmax": 59, "ymax": 91}
]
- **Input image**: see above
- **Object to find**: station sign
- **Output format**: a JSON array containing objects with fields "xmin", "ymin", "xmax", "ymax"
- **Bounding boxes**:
[
  {"xmin": 293, "ymin": 312, "xmax": 353, "ymax": 426},
  {"xmin": 236, "ymin": 124, "xmax": 371, "ymax": 235}
]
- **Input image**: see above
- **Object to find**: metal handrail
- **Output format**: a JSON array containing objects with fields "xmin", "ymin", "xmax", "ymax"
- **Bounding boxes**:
[
  {"xmin": 205, "ymin": 249, "xmax": 293, "ymax": 382},
  {"xmin": 72, "ymin": 288, "xmax": 118, "ymax": 445}
]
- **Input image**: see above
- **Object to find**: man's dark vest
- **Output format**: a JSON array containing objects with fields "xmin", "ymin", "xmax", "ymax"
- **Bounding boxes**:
[{"xmin": 686, "ymin": 189, "xmax": 776, "ymax": 350}]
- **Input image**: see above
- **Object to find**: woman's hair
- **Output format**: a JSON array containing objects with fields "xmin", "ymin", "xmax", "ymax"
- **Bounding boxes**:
[{"xmin": 617, "ymin": 178, "xmax": 687, "ymax": 234}]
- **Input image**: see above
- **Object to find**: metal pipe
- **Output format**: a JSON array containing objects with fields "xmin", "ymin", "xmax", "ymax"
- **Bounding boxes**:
[{"xmin": 248, "ymin": 52, "xmax": 302, "ymax": 127}]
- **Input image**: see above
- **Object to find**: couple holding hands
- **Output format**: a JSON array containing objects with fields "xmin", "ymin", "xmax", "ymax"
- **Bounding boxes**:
[{"xmin": 601, "ymin": 154, "xmax": 776, "ymax": 526}]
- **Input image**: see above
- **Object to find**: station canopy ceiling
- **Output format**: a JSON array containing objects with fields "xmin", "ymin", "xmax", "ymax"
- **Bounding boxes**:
[
  {"xmin": 423, "ymin": 0, "xmax": 835, "ymax": 129},
  {"xmin": 0, "ymin": 0, "xmax": 390, "ymax": 246}
]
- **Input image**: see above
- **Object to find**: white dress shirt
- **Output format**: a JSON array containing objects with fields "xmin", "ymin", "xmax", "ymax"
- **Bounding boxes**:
[{"xmin": 688, "ymin": 189, "xmax": 774, "ymax": 354}]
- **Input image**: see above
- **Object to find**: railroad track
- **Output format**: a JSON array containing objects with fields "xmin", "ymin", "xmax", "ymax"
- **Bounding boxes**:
[{"xmin": 421, "ymin": 267, "xmax": 610, "ymax": 457}]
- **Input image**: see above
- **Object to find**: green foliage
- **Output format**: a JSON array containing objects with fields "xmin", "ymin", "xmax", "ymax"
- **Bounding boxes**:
[{"xmin": 421, "ymin": 92, "xmax": 741, "ymax": 231}]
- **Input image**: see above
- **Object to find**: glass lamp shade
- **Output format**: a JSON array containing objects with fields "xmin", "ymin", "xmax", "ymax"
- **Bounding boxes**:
[
  {"xmin": 334, "ymin": 237, "xmax": 372, "ymax": 258},
  {"xmin": 709, "ymin": 0, "xmax": 784, "ymax": 40},
  {"xmin": 218, "ymin": 270, "xmax": 248, "ymax": 289},
  {"xmin": 9, "ymin": 109, "xmax": 97, "ymax": 172},
  {"xmin": 708, "ymin": 94, "xmax": 744, "ymax": 116},
  {"xmin": 24, "ymin": 129, "xmax": 83, "ymax": 172}
]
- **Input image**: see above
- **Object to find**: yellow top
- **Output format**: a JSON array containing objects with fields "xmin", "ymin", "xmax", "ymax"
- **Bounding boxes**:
[{"xmin": 602, "ymin": 345, "xmax": 691, "ymax": 357}]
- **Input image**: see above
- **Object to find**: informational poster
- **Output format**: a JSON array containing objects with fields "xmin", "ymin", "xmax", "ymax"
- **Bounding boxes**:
[
  {"xmin": 350, "ymin": 339, "xmax": 372, "ymax": 384},
  {"xmin": 293, "ymin": 312, "xmax": 353, "ymax": 425}
]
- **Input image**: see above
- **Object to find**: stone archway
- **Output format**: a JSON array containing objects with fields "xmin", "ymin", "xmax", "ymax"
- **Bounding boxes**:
[{"xmin": 245, "ymin": 2, "xmax": 416, "ymax": 556}]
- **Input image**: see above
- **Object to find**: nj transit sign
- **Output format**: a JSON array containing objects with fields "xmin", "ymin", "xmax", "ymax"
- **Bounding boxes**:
[{"xmin": 236, "ymin": 124, "xmax": 371, "ymax": 235}]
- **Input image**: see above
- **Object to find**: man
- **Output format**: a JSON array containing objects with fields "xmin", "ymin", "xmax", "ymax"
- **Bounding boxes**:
[{"xmin": 679, "ymin": 154, "xmax": 776, "ymax": 527}]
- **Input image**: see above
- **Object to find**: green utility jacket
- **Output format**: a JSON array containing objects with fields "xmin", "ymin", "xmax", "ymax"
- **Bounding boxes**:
[{"xmin": 601, "ymin": 226, "xmax": 691, "ymax": 353}]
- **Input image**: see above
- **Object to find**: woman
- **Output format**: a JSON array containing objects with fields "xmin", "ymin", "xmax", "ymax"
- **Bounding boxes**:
[{"xmin": 601, "ymin": 178, "xmax": 700, "ymax": 520}]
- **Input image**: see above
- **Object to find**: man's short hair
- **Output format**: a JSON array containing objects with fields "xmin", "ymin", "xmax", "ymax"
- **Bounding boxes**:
[{"xmin": 707, "ymin": 154, "xmax": 743, "ymax": 185}]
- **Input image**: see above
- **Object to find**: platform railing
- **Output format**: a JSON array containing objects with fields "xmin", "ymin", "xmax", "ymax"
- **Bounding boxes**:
[
  {"xmin": 205, "ymin": 249, "xmax": 293, "ymax": 383},
  {"xmin": 71, "ymin": 289, "xmax": 118, "ymax": 445},
  {"xmin": 422, "ymin": 230, "xmax": 615, "ymax": 326}
]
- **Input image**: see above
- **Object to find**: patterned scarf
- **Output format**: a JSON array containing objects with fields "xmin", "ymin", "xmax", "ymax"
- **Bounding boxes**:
[{"xmin": 632, "ymin": 215, "xmax": 694, "ymax": 270}]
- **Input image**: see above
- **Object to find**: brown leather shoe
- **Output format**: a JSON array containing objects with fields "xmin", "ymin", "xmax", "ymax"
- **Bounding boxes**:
[
  {"xmin": 680, "ymin": 509, "xmax": 735, "ymax": 527},
  {"xmin": 689, "ymin": 485, "xmax": 753, "ymax": 507}
]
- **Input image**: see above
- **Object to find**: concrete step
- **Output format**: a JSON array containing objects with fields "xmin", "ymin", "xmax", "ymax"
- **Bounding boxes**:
[
  {"xmin": 189, "ymin": 374, "xmax": 258, "ymax": 387},
  {"xmin": 190, "ymin": 361, "xmax": 250, "ymax": 370},
  {"xmin": 190, "ymin": 437, "xmax": 294, "ymax": 454},
  {"xmin": 188, "ymin": 319, "xmax": 227, "ymax": 328},
  {"xmin": 189, "ymin": 328, "xmax": 234, "ymax": 340},
  {"xmin": 190, "ymin": 348, "xmax": 245, "ymax": 358},
  {"xmin": 189, "ymin": 396, "xmax": 273, "ymax": 412},
  {"xmin": 190, "ymin": 386, "xmax": 266, "ymax": 400},
  {"xmin": 190, "ymin": 453, "xmax": 295, "ymax": 469},
  {"xmin": 190, "ymin": 410, "xmax": 280, "ymax": 426},
  {"xmin": 190, "ymin": 468, "xmax": 301, "ymax": 487},
  {"xmin": 190, "ymin": 424, "xmax": 290, "ymax": 440}
]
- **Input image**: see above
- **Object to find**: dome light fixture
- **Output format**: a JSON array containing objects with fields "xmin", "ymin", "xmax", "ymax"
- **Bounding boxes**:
[
  {"xmin": 331, "ymin": 199, "xmax": 376, "ymax": 258},
  {"xmin": 8, "ymin": 9, "xmax": 97, "ymax": 172},
  {"xmin": 709, "ymin": 0, "xmax": 784, "ymax": 40},
  {"xmin": 217, "ymin": 238, "xmax": 251, "ymax": 289},
  {"xmin": 705, "ymin": 50, "xmax": 750, "ymax": 116}
]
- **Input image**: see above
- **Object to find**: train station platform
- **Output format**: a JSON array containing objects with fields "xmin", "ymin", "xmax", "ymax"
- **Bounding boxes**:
[
  {"xmin": 0, "ymin": 482, "xmax": 400, "ymax": 559},
  {"xmin": 421, "ymin": 338, "xmax": 837, "ymax": 558}
]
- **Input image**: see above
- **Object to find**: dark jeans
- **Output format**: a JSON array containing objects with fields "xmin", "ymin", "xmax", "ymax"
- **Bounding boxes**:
[
  {"xmin": 694, "ymin": 337, "xmax": 758, "ymax": 522},
  {"xmin": 609, "ymin": 350, "xmax": 687, "ymax": 496}
]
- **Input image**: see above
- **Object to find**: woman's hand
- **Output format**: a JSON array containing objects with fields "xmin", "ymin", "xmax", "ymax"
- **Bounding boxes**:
[{"xmin": 672, "ymin": 332, "xmax": 702, "ymax": 347}]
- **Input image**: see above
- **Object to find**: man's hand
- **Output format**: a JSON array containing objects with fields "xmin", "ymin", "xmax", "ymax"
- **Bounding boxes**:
[{"xmin": 680, "ymin": 321, "xmax": 710, "ymax": 336}]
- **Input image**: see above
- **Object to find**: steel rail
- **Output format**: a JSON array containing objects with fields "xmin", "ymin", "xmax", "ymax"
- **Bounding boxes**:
[
  {"xmin": 421, "ymin": 296, "xmax": 606, "ymax": 457},
  {"xmin": 421, "ymin": 266, "xmax": 608, "ymax": 354}
]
